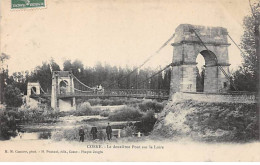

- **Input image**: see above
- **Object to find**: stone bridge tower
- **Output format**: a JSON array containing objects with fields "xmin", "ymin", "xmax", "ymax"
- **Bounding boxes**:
[
  {"xmin": 170, "ymin": 24, "xmax": 231, "ymax": 94},
  {"xmin": 51, "ymin": 71, "xmax": 76, "ymax": 111},
  {"xmin": 26, "ymin": 82, "xmax": 41, "ymax": 108},
  {"xmin": 27, "ymin": 82, "xmax": 41, "ymax": 96}
]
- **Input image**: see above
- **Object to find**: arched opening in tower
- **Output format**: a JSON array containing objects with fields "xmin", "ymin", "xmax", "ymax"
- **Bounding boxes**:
[
  {"xmin": 196, "ymin": 50, "xmax": 217, "ymax": 92},
  {"xmin": 60, "ymin": 80, "xmax": 68, "ymax": 94},
  {"xmin": 31, "ymin": 87, "xmax": 37, "ymax": 95}
]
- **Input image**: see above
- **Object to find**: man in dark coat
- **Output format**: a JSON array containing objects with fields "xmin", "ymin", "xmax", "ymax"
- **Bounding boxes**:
[
  {"xmin": 90, "ymin": 126, "xmax": 98, "ymax": 140},
  {"xmin": 106, "ymin": 123, "xmax": 112, "ymax": 140},
  {"xmin": 79, "ymin": 126, "xmax": 85, "ymax": 142}
]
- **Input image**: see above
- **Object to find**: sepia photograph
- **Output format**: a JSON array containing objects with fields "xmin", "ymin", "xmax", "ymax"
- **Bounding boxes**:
[{"xmin": 0, "ymin": 0, "xmax": 259, "ymax": 162}]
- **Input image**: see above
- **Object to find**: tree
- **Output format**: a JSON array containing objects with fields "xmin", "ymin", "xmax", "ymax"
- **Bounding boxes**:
[
  {"xmin": 0, "ymin": 53, "xmax": 10, "ymax": 62},
  {"xmin": 29, "ymin": 60, "xmax": 60, "ymax": 92},
  {"xmin": 50, "ymin": 58, "xmax": 61, "ymax": 72},
  {"xmin": 232, "ymin": 0, "xmax": 259, "ymax": 92},
  {"xmin": 4, "ymin": 85, "xmax": 23, "ymax": 107},
  {"xmin": 63, "ymin": 60, "xmax": 73, "ymax": 71},
  {"xmin": 162, "ymin": 68, "xmax": 171, "ymax": 90},
  {"xmin": 232, "ymin": 67, "xmax": 256, "ymax": 91},
  {"xmin": 71, "ymin": 60, "xmax": 84, "ymax": 78},
  {"xmin": 196, "ymin": 67, "xmax": 205, "ymax": 92},
  {"xmin": 243, "ymin": 0, "xmax": 260, "ymax": 141},
  {"xmin": 6, "ymin": 71, "xmax": 29, "ymax": 95},
  {"xmin": 0, "ymin": 53, "xmax": 10, "ymax": 104}
]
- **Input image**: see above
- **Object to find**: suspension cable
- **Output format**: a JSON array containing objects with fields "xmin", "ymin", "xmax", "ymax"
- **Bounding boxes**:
[
  {"xmin": 106, "ymin": 33, "xmax": 175, "ymax": 89},
  {"xmin": 58, "ymin": 76, "xmax": 92, "ymax": 93},
  {"xmin": 190, "ymin": 27, "xmax": 238, "ymax": 91},
  {"xmin": 31, "ymin": 87, "xmax": 36, "ymax": 94},
  {"xmin": 136, "ymin": 63, "xmax": 173, "ymax": 87},
  {"xmin": 40, "ymin": 87, "xmax": 46, "ymax": 94},
  {"xmin": 71, "ymin": 74, "xmax": 95, "ymax": 90},
  {"xmin": 227, "ymin": 33, "xmax": 256, "ymax": 68},
  {"xmin": 73, "ymin": 88, "xmax": 93, "ymax": 93},
  {"xmin": 58, "ymin": 74, "xmax": 95, "ymax": 93}
]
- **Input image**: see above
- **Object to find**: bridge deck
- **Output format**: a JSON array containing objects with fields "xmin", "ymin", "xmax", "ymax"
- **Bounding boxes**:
[
  {"xmin": 30, "ymin": 89, "xmax": 170, "ymax": 100},
  {"xmin": 57, "ymin": 93, "xmax": 169, "ymax": 100}
]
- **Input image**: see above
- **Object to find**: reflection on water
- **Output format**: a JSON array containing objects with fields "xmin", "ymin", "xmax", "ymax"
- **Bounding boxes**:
[
  {"xmin": 38, "ymin": 132, "xmax": 52, "ymax": 139},
  {"xmin": 7, "ymin": 113, "xmax": 142, "ymax": 141},
  {"xmin": 11, "ymin": 131, "xmax": 52, "ymax": 140},
  {"xmin": 9, "ymin": 123, "xmax": 52, "ymax": 140}
]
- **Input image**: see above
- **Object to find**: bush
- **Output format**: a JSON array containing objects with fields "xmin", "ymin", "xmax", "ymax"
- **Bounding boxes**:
[
  {"xmin": 100, "ymin": 110, "xmax": 110, "ymax": 117},
  {"xmin": 52, "ymin": 126, "xmax": 105, "ymax": 141},
  {"xmin": 82, "ymin": 98, "xmax": 122, "ymax": 106},
  {"xmin": 138, "ymin": 100, "xmax": 164, "ymax": 113},
  {"xmin": 87, "ymin": 98, "xmax": 102, "ymax": 106},
  {"xmin": 120, "ymin": 126, "xmax": 136, "ymax": 137},
  {"xmin": 77, "ymin": 102, "xmax": 92, "ymax": 111},
  {"xmin": 70, "ymin": 102, "xmax": 101, "ymax": 116},
  {"xmin": 4, "ymin": 85, "xmax": 23, "ymax": 107},
  {"xmin": 77, "ymin": 98, "xmax": 143, "ymax": 106},
  {"xmin": 52, "ymin": 129, "xmax": 80, "ymax": 141},
  {"xmin": 136, "ymin": 110, "xmax": 157, "ymax": 135},
  {"xmin": 17, "ymin": 106, "xmax": 58, "ymax": 123},
  {"xmin": 108, "ymin": 106, "xmax": 143, "ymax": 121},
  {"xmin": 97, "ymin": 128, "xmax": 106, "ymax": 140},
  {"xmin": 100, "ymin": 99, "xmax": 113, "ymax": 106},
  {"xmin": 125, "ymin": 98, "xmax": 143, "ymax": 106},
  {"xmin": 51, "ymin": 130, "xmax": 63, "ymax": 141},
  {"xmin": 0, "ymin": 111, "xmax": 17, "ymax": 140},
  {"xmin": 52, "ymin": 125, "xmax": 91, "ymax": 141}
]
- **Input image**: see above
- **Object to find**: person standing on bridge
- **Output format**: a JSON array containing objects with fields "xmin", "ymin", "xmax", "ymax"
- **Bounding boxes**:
[
  {"xmin": 106, "ymin": 123, "xmax": 112, "ymax": 140},
  {"xmin": 79, "ymin": 126, "xmax": 85, "ymax": 142}
]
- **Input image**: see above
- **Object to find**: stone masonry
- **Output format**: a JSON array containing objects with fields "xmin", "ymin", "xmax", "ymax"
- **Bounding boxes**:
[
  {"xmin": 171, "ymin": 92, "xmax": 257, "ymax": 104},
  {"xmin": 51, "ymin": 71, "xmax": 76, "ymax": 111},
  {"xmin": 170, "ymin": 24, "xmax": 231, "ymax": 95}
]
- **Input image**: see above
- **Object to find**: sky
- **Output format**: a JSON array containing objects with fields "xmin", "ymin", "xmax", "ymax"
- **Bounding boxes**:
[{"xmin": 0, "ymin": 0, "xmax": 252, "ymax": 74}]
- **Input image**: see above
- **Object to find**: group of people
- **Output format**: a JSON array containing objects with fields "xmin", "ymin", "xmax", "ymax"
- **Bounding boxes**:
[
  {"xmin": 79, "ymin": 123, "xmax": 112, "ymax": 142},
  {"xmin": 93, "ymin": 84, "xmax": 104, "ymax": 94}
]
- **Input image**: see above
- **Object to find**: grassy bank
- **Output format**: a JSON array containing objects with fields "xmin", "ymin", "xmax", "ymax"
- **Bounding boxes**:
[{"xmin": 152, "ymin": 100, "xmax": 258, "ymax": 142}]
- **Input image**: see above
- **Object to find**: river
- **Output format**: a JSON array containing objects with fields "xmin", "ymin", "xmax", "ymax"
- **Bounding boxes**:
[{"xmin": 11, "ymin": 105, "xmax": 137, "ymax": 141}]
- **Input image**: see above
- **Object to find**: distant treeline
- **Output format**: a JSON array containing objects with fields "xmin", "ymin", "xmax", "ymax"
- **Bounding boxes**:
[{"xmin": 4, "ymin": 59, "xmax": 172, "ymax": 94}]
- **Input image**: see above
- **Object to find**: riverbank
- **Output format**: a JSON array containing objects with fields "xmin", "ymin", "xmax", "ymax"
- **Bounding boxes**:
[{"xmin": 153, "ymin": 99, "xmax": 258, "ymax": 142}]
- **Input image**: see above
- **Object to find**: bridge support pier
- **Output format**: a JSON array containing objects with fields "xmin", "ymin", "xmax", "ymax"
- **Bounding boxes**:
[
  {"xmin": 170, "ymin": 24, "xmax": 231, "ymax": 95},
  {"xmin": 51, "ymin": 71, "xmax": 76, "ymax": 111}
]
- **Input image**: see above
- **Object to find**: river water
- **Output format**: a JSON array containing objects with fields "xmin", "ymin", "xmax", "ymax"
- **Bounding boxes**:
[{"xmin": 11, "ymin": 105, "xmax": 136, "ymax": 141}]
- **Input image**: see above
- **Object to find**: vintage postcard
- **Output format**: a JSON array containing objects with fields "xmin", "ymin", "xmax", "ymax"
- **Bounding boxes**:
[{"xmin": 0, "ymin": 0, "xmax": 259, "ymax": 162}]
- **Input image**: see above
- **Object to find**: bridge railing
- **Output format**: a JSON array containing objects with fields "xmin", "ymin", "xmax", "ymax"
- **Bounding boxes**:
[
  {"xmin": 57, "ymin": 89, "xmax": 169, "ymax": 98},
  {"xmin": 103, "ymin": 89, "xmax": 169, "ymax": 97},
  {"xmin": 30, "ymin": 93, "xmax": 51, "ymax": 98}
]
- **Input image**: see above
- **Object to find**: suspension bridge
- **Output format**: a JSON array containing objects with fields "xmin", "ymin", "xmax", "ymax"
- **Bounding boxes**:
[
  {"xmin": 26, "ymin": 24, "xmax": 251, "ymax": 111},
  {"xmin": 30, "ymin": 74, "xmax": 170, "ymax": 100}
]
